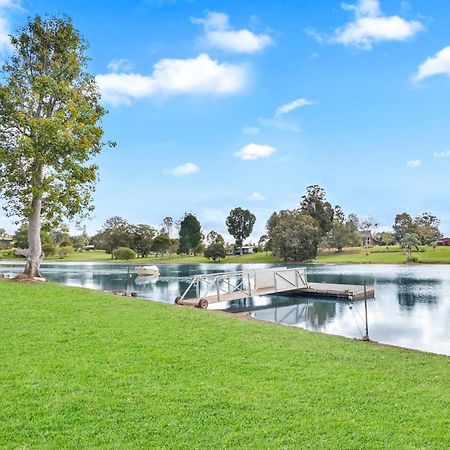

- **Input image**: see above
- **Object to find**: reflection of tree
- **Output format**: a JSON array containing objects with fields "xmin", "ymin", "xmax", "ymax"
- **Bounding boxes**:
[
  {"xmin": 398, "ymin": 290, "xmax": 416, "ymax": 309},
  {"xmin": 397, "ymin": 281, "xmax": 439, "ymax": 310},
  {"xmin": 304, "ymin": 302, "xmax": 337, "ymax": 327},
  {"xmin": 398, "ymin": 290, "xmax": 438, "ymax": 309}
]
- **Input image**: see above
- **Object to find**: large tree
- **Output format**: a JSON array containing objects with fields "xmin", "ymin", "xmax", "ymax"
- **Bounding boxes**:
[
  {"xmin": 130, "ymin": 224, "xmax": 156, "ymax": 257},
  {"xmin": 93, "ymin": 217, "xmax": 130, "ymax": 258},
  {"xmin": 226, "ymin": 207, "xmax": 256, "ymax": 255},
  {"xmin": 414, "ymin": 212, "xmax": 441, "ymax": 245},
  {"xmin": 393, "ymin": 213, "xmax": 415, "ymax": 243},
  {"xmin": 299, "ymin": 185, "xmax": 334, "ymax": 235},
  {"xmin": 267, "ymin": 210, "xmax": 322, "ymax": 261},
  {"xmin": 178, "ymin": 213, "xmax": 202, "ymax": 255},
  {"xmin": 0, "ymin": 16, "xmax": 112, "ymax": 278}
]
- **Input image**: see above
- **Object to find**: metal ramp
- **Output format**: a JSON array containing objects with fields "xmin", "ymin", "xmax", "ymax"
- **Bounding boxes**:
[{"xmin": 175, "ymin": 267, "xmax": 308, "ymax": 309}]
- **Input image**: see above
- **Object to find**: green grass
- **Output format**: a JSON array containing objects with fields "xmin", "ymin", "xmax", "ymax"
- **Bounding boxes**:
[
  {"xmin": 1, "ymin": 281, "xmax": 449, "ymax": 448},
  {"xmin": 316, "ymin": 245, "xmax": 450, "ymax": 264},
  {"xmin": 0, "ymin": 249, "xmax": 279, "ymax": 264},
  {"xmin": 3, "ymin": 246, "xmax": 450, "ymax": 265}
]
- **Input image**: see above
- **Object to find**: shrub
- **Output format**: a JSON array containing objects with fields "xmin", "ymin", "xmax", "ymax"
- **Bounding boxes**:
[
  {"xmin": 113, "ymin": 247, "xmax": 136, "ymax": 260},
  {"xmin": 204, "ymin": 243, "xmax": 227, "ymax": 262},
  {"xmin": 57, "ymin": 245, "xmax": 74, "ymax": 259},
  {"xmin": 42, "ymin": 243, "xmax": 56, "ymax": 257}
]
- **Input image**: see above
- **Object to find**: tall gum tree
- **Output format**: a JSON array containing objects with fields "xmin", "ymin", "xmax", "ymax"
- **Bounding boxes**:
[{"xmin": 0, "ymin": 16, "xmax": 113, "ymax": 278}]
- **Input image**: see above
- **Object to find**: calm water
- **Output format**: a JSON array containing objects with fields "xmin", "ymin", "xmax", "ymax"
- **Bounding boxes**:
[{"xmin": 1, "ymin": 261, "xmax": 449, "ymax": 356}]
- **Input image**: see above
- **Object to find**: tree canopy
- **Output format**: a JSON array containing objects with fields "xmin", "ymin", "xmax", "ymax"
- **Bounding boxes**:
[
  {"xmin": 299, "ymin": 185, "xmax": 334, "ymax": 234},
  {"xmin": 0, "ymin": 16, "xmax": 112, "ymax": 277},
  {"xmin": 178, "ymin": 213, "xmax": 202, "ymax": 255},
  {"xmin": 226, "ymin": 207, "xmax": 256, "ymax": 254}
]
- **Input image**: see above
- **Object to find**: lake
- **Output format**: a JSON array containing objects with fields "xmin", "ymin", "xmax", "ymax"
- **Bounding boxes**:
[{"xmin": 1, "ymin": 261, "xmax": 449, "ymax": 356}]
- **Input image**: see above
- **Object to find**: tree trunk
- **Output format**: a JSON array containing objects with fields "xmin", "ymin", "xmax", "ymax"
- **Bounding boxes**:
[{"xmin": 23, "ymin": 195, "xmax": 43, "ymax": 278}]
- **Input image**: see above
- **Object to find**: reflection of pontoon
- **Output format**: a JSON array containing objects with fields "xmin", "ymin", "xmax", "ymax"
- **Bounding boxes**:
[{"xmin": 135, "ymin": 265, "xmax": 160, "ymax": 277}]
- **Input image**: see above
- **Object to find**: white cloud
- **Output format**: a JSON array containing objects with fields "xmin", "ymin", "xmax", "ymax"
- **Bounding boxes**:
[
  {"xmin": 0, "ymin": 0, "xmax": 21, "ymax": 54},
  {"xmin": 167, "ymin": 162, "xmax": 199, "ymax": 176},
  {"xmin": 258, "ymin": 117, "xmax": 302, "ymax": 133},
  {"xmin": 235, "ymin": 143, "xmax": 277, "ymax": 160},
  {"xmin": 96, "ymin": 53, "xmax": 247, "ymax": 105},
  {"xmin": 433, "ymin": 151, "xmax": 450, "ymax": 158},
  {"xmin": 192, "ymin": 11, "xmax": 272, "ymax": 54},
  {"xmin": 247, "ymin": 192, "xmax": 265, "ymax": 201},
  {"xmin": 406, "ymin": 159, "xmax": 421, "ymax": 168},
  {"xmin": 107, "ymin": 58, "xmax": 134, "ymax": 73},
  {"xmin": 275, "ymin": 98, "xmax": 315, "ymax": 116},
  {"xmin": 242, "ymin": 126, "xmax": 260, "ymax": 135},
  {"xmin": 413, "ymin": 46, "xmax": 450, "ymax": 82},
  {"xmin": 311, "ymin": 0, "xmax": 423, "ymax": 50}
]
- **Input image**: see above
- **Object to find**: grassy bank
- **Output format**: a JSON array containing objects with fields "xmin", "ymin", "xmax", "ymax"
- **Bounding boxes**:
[{"xmin": 1, "ymin": 281, "xmax": 449, "ymax": 448}]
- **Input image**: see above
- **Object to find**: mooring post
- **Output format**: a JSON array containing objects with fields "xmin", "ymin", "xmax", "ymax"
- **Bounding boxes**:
[
  {"xmin": 247, "ymin": 273, "xmax": 252, "ymax": 295},
  {"xmin": 363, "ymin": 283, "xmax": 369, "ymax": 341}
]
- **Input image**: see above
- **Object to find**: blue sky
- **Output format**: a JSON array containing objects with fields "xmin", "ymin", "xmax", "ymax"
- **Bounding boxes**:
[{"xmin": 1, "ymin": 0, "xmax": 450, "ymax": 239}]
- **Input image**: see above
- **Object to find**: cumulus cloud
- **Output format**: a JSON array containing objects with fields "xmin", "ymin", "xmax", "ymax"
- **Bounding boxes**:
[
  {"xmin": 275, "ymin": 98, "xmax": 315, "ymax": 116},
  {"xmin": 310, "ymin": 0, "xmax": 423, "ymax": 50},
  {"xmin": 413, "ymin": 46, "xmax": 450, "ymax": 82},
  {"xmin": 192, "ymin": 11, "xmax": 272, "ymax": 54},
  {"xmin": 96, "ymin": 53, "xmax": 247, "ymax": 105},
  {"xmin": 433, "ymin": 150, "xmax": 450, "ymax": 158},
  {"xmin": 406, "ymin": 159, "xmax": 421, "ymax": 168},
  {"xmin": 247, "ymin": 192, "xmax": 265, "ymax": 201},
  {"xmin": 235, "ymin": 143, "xmax": 277, "ymax": 160},
  {"xmin": 167, "ymin": 162, "xmax": 199, "ymax": 176}
]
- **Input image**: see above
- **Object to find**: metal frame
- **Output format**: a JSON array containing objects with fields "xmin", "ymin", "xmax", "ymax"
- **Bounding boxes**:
[{"xmin": 178, "ymin": 268, "xmax": 308, "ymax": 304}]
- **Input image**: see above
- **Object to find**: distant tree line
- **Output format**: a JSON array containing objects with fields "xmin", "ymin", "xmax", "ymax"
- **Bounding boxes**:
[{"xmin": 1, "ymin": 184, "xmax": 444, "ymax": 263}]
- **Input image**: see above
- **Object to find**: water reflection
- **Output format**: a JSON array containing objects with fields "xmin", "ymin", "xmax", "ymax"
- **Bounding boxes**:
[{"xmin": 0, "ymin": 261, "xmax": 449, "ymax": 356}]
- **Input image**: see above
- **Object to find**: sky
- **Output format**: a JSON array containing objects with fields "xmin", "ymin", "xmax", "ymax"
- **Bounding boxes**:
[{"xmin": 1, "ymin": 0, "xmax": 450, "ymax": 240}]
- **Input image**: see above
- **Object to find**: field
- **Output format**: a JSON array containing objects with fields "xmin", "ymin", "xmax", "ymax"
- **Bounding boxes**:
[{"xmin": 1, "ymin": 280, "xmax": 449, "ymax": 448}]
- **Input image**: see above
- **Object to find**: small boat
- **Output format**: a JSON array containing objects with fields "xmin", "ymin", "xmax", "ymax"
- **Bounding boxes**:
[{"xmin": 135, "ymin": 265, "xmax": 160, "ymax": 277}]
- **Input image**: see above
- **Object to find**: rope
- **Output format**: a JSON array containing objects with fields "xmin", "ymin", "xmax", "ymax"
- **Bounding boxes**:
[{"xmin": 347, "ymin": 301, "xmax": 364, "ymax": 338}]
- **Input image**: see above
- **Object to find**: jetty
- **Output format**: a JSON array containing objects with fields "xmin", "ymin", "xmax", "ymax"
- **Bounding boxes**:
[{"xmin": 175, "ymin": 267, "xmax": 374, "ymax": 309}]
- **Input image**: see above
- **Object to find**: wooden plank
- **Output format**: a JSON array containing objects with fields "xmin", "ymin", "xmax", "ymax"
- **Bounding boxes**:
[{"xmin": 293, "ymin": 283, "xmax": 375, "ymax": 300}]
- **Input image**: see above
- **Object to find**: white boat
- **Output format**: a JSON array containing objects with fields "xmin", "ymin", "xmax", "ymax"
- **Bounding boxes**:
[{"xmin": 135, "ymin": 265, "xmax": 160, "ymax": 277}]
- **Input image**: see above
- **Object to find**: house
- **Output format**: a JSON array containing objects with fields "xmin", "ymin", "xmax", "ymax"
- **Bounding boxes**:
[
  {"xmin": 436, "ymin": 237, "xmax": 450, "ymax": 246},
  {"xmin": 0, "ymin": 235, "xmax": 13, "ymax": 247},
  {"xmin": 234, "ymin": 245, "xmax": 255, "ymax": 255},
  {"xmin": 360, "ymin": 231, "xmax": 381, "ymax": 247}
]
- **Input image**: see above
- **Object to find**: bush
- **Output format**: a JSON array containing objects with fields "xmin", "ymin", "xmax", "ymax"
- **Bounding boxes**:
[
  {"xmin": 42, "ymin": 243, "xmax": 56, "ymax": 257},
  {"xmin": 113, "ymin": 247, "xmax": 136, "ymax": 261},
  {"xmin": 57, "ymin": 245, "xmax": 74, "ymax": 259},
  {"xmin": 204, "ymin": 243, "xmax": 227, "ymax": 262}
]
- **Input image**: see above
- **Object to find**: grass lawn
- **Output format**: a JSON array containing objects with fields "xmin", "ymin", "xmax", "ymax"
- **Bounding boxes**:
[
  {"xmin": 1, "ymin": 281, "xmax": 449, "ymax": 448},
  {"xmin": 0, "ymin": 249, "xmax": 279, "ymax": 265},
  {"xmin": 316, "ymin": 245, "xmax": 450, "ymax": 264},
  {"xmin": 3, "ymin": 246, "xmax": 450, "ymax": 265}
]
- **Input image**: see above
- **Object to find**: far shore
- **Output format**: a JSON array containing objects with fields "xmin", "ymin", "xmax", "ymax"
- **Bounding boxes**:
[{"xmin": 2, "ymin": 245, "xmax": 450, "ymax": 265}]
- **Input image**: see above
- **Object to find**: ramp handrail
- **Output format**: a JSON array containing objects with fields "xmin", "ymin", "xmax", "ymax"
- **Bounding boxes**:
[{"xmin": 178, "ymin": 267, "xmax": 308, "ymax": 304}]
